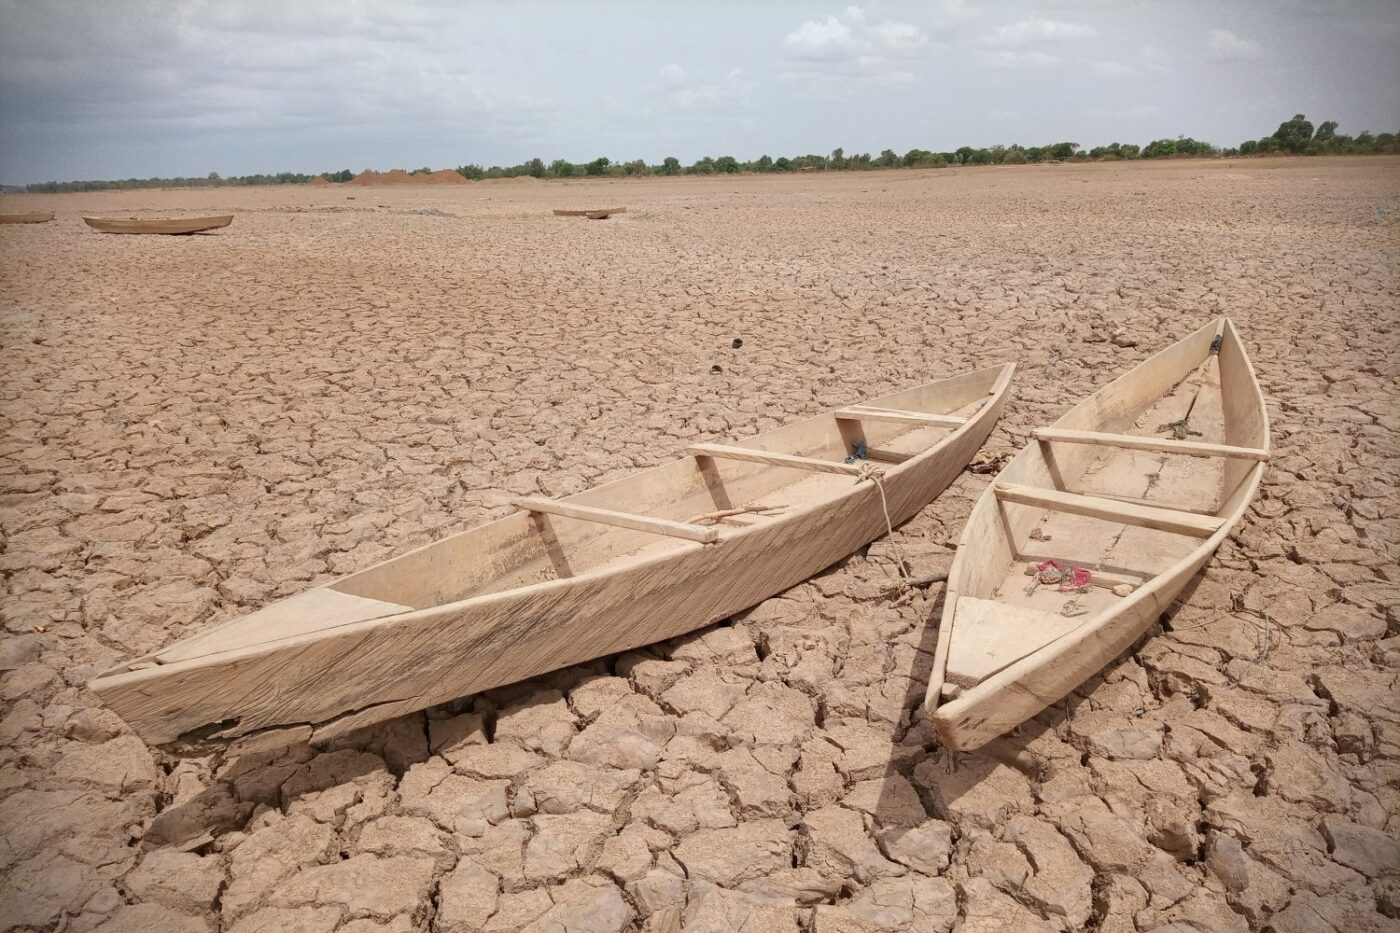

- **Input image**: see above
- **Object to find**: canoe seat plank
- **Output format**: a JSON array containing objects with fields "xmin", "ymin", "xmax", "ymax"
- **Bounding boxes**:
[
  {"xmin": 946, "ymin": 597, "xmax": 1082, "ymax": 687},
  {"xmin": 515, "ymin": 497, "xmax": 718, "ymax": 544},
  {"xmin": 1034, "ymin": 428, "xmax": 1269, "ymax": 462},
  {"xmin": 156, "ymin": 589, "xmax": 414, "ymax": 664},
  {"xmin": 687, "ymin": 444, "xmax": 865, "ymax": 477},
  {"xmin": 836, "ymin": 406, "xmax": 967, "ymax": 428},
  {"xmin": 995, "ymin": 483, "xmax": 1225, "ymax": 538},
  {"xmin": 865, "ymin": 447, "xmax": 913, "ymax": 464}
]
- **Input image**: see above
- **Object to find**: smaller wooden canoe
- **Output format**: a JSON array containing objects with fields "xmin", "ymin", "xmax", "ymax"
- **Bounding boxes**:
[
  {"xmin": 83, "ymin": 215, "xmax": 233, "ymax": 235},
  {"xmin": 553, "ymin": 207, "xmax": 626, "ymax": 217},
  {"xmin": 0, "ymin": 212, "xmax": 54, "ymax": 224},
  {"xmin": 924, "ymin": 318, "xmax": 1268, "ymax": 751}
]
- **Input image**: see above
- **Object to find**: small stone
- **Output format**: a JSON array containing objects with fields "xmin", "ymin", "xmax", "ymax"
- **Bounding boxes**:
[{"xmin": 1112, "ymin": 583, "xmax": 1134, "ymax": 597}]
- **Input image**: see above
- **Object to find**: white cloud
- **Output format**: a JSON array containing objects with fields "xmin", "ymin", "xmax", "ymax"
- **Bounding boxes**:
[
  {"xmin": 658, "ymin": 63, "xmax": 687, "ymax": 87},
  {"xmin": 781, "ymin": 10, "xmax": 929, "ymax": 83},
  {"xmin": 783, "ymin": 16, "xmax": 859, "ymax": 62},
  {"xmin": 874, "ymin": 22, "xmax": 927, "ymax": 55},
  {"xmin": 1206, "ymin": 29, "xmax": 1262, "ymax": 61},
  {"xmin": 986, "ymin": 18, "xmax": 1096, "ymax": 50}
]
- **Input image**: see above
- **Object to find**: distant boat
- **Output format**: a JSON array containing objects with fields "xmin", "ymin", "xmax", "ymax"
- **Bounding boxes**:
[
  {"xmin": 83, "ymin": 215, "xmax": 233, "ymax": 235},
  {"xmin": 0, "ymin": 212, "xmax": 54, "ymax": 224},
  {"xmin": 924, "ymin": 318, "xmax": 1268, "ymax": 751},
  {"xmin": 91, "ymin": 364, "xmax": 1014, "ymax": 750},
  {"xmin": 553, "ymin": 207, "xmax": 626, "ymax": 217}
]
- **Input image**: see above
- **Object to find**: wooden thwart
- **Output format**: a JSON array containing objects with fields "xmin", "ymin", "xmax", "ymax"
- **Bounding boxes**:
[
  {"xmin": 836, "ymin": 405, "xmax": 967, "ymax": 428},
  {"xmin": 1034, "ymin": 428, "xmax": 1269, "ymax": 462},
  {"xmin": 994, "ymin": 483, "xmax": 1225, "ymax": 538},
  {"xmin": 686, "ymin": 444, "xmax": 866, "ymax": 477},
  {"xmin": 514, "ymin": 497, "xmax": 718, "ymax": 544}
]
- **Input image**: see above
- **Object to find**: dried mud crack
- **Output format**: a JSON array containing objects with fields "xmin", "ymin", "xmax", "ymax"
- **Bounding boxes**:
[{"xmin": 0, "ymin": 159, "xmax": 1397, "ymax": 932}]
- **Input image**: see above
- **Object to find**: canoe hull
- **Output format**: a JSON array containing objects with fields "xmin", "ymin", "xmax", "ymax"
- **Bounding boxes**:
[
  {"xmin": 0, "ymin": 212, "xmax": 54, "ymax": 224},
  {"xmin": 93, "ymin": 366, "xmax": 1012, "ymax": 749},
  {"xmin": 926, "ymin": 319, "xmax": 1267, "ymax": 750},
  {"xmin": 83, "ymin": 215, "xmax": 233, "ymax": 235}
]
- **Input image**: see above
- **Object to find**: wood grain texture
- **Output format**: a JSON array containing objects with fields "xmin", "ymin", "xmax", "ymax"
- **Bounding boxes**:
[
  {"xmin": 686, "ymin": 444, "xmax": 867, "ymax": 477},
  {"xmin": 1033, "ymin": 428, "xmax": 1269, "ymax": 461},
  {"xmin": 836, "ymin": 406, "xmax": 969, "ymax": 427},
  {"xmin": 993, "ymin": 483, "xmax": 1225, "ymax": 537},
  {"xmin": 92, "ymin": 364, "xmax": 1014, "ymax": 748},
  {"xmin": 514, "ymin": 496, "xmax": 719, "ymax": 543},
  {"xmin": 925, "ymin": 319, "xmax": 1268, "ymax": 751}
]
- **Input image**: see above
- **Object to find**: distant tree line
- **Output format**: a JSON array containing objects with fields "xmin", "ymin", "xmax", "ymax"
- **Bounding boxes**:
[{"xmin": 21, "ymin": 115, "xmax": 1398, "ymax": 192}]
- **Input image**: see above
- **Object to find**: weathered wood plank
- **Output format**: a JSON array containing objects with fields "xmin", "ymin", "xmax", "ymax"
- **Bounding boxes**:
[
  {"xmin": 1034, "ymin": 428, "xmax": 1269, "ymax": 462},
  {"xmin": 836, "ymin": 406, "xmax": 968, "ymax": 428},
  {"xmin": 686, "ymin": 444, "xmax": 866, "ymax": 477},
  {"xmin": 515, "ymin": 497, "xmax": 718, "ymax": 544},
  {"xmin": 995, "ymin": 483, "xmax": 1223, "ymax": 538}
]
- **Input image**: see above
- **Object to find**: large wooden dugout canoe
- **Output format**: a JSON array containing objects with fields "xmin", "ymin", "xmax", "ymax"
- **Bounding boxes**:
[
  {"xmin": 0, "ymin": 211, "xmax": 54, "ymax": 224},
  {"xmin": 924, "ymin": 318, "xmax": 1268, "ymax": 751},
  {"xmin": 83, "ymin": 215, "xmax": 233, "ymax": 235},
  {"xmin": 93, "ymin": 363, "xmax": 1015, "ymax": 750}
]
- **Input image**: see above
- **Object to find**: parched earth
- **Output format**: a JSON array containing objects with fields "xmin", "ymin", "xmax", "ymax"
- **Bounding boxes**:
[{"xmin": 0, "ymin": 158, "xmax": 1396, "ymax": 932}]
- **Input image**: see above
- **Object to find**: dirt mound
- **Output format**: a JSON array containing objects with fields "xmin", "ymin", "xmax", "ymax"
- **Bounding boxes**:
[
  {"xmin": 307, "ymin": 176, "xmax": 332, "ymax": 186},
  {"xmin": 346, "ymin": 169, "xmax": 468, "ymax": 186}
]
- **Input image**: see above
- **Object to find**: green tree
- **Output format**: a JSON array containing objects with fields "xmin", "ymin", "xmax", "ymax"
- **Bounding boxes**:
[
  {"xmin": 877, "ymin": 149, "xmax": 897, "ymax": 168},
  {"xmin": 1049, "ymin": 141, "xmax": 1079, "ymax": 160},
  {"xmin": 1142, "ymin": 138, "xmax": 1178, "ymax": 158},
  {"xmin": 1313, "ymin": 120, "xmax": 1338, "ymax": 142},
  {"xmin": 829, "ymin": 147, "xmax": 847, "ymax": 170},
  {"xmin": 526, "ymin": 158, "xmax": 546, "ymax": 178},
  {"xmin": 714, "ymin": 155, "xmax": 739, "ymax": 173},
  {"xmin": 585, "ymin": 157, "xmax": 611, "ymax": 176},
  {"xmin": 549, "ymin": 159, "xmax": 576, "ymax": 177},
  {"xmin": 1271, "ymin": 114, "xmax": 1314, "ymax": 153},
  {"xmin": 659, "ymin": 156, "xmax": 681, "ymax": 175},
  {"xmin": 773, "ymin": 156, "xmax": 793, "ymax": 171}
]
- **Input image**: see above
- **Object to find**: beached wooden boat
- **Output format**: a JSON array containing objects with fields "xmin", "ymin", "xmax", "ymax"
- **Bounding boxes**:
[
  {"xmin": 83, "ymin": 215, "xmax": 233, "ymax": 235},
  {"xmin": 924, "ymin": 318, "xmax": 1267, "ymax": 750},
  {"xmin": 553, "ymin": 207, "xmax": 626, "ymax": 217},
  {"xmin": 93, "ymin": 364, "xmax": 1015, "ymax": 750},
  {"xmin": 0, "ymin": 211, "xmax": 54, "ymax": 224}
]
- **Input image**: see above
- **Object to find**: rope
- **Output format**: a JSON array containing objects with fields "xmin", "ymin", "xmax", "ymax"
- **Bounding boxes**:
[{"xmin": 854, "ymin": 461, "xmax": 915, "ymax": 590}]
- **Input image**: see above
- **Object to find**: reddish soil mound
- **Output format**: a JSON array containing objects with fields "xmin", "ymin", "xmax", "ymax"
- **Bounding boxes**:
[
  {"xmin": 346, "ymin": 169, "xmax": 468, "ymax": 186},
  {"xmin": 307, "ymin": 176, "xmax": 332, "ymax": 186}
]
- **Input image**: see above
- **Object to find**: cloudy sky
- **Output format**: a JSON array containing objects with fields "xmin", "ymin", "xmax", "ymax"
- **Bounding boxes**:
[{"xmin": 1, "ymin": 0, "xmax": 1397, "ymax": 183}]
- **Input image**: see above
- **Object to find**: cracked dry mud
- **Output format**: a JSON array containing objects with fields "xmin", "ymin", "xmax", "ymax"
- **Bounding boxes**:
[{"xmin": 0, "ymin": 158, "xmax": 1397, "ymax": 932}]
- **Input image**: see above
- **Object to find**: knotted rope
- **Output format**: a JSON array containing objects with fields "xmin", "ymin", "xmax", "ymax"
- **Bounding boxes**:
[{"xmin": 854, "ymin": 461, "xmax": 915, "ymax": 591}]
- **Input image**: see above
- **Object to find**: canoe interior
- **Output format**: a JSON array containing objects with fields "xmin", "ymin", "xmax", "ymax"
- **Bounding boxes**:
[
  {"xmin": 132, "ymin": 365, "xmax": 1007, "ymax": 669},
  {"xmin": 939, "ymin": 319, "xmax": 1267, "ymax": 697}
]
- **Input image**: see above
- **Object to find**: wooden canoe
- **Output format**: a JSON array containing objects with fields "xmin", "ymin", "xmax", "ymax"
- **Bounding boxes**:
[
  {"xmin": 924, "ymin": 318, "xmax": 1267, "ymax": 750},
  {"xmin": 92, "ymin": 364, "xmax": 1015, "ymax": 750},
  {"xmin": 553, "ymin": 207, "xmax": 626, "ymax": 217},
  {"xmin": 83, "ymin": 215, "xmax": 233, "ymax": 235},
  {"xmin": 0, "ymin": 211, "xmax": 54, "ymax": 224}
]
